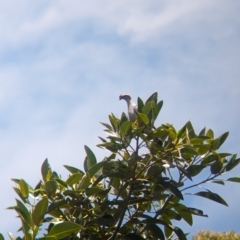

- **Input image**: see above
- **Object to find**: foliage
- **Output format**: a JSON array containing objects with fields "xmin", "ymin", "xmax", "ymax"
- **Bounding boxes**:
[
  {"xmin": 2, "ymin": 92, "xmax": 240, "ymax": 240},
  {"xmin": 193, "ymin": 231, "xmax": 240, "ymax": 240}
]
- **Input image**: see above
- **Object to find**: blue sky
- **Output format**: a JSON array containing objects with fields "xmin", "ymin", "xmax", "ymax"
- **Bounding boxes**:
[{"xmin": 0, "ymin": 1, "xmax": 240, "ymax": 238}]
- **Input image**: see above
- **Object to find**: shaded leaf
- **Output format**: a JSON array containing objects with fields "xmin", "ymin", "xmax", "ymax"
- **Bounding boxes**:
[
  {"xmin": 227, "ymin": 177, "xmax": 240, "ymax": 183},
  {"xmin": 195, "ymin": 191, "xmax": 228, "ymax": 206},
  {"xmin": 160, "ymin": 181, "xmax": 183, "ymax": 200},
  {"xmin": 137, "ymin": 97, "xmax": 144, "ymax": 112},
  {"xmin": 210, "ymin": 161, "xmax": 223, "ymax": 174},
  {"xmin": 173, "ymin": 227, "xmax": 187, "ymax": 240},
  {"xmin": 147, "ymin": 224, "xmax": 165, "ymax": 240},
  {"xmin": 153, "ymin": 100, "xmax": 163, "ymax": 121},
  {"xmin": 63, "ymin": 165, "xmax": 84, "ymax": 174},
  {"xmin": 225, "ymin": 155, "xmax": 240, "ymax": 171},
  {"xmin": 186, "ymin": 165, "xmax": 205, "ymax": 177},
  {"xmin": 145, "ymin": 92, "xmax": 158, "ymax": 104},
  {"xmin": 88, "ymin": 161, "xmax": 104, "ymax": 178},
  {"xmin": 125, "ymin": 233, "xmax": 146, "ymax": 240},
  {"xmin": 142, "ymin": 101, "xmax": 155, "ymax": 116},
  {"xmin": 0, "ymin": 233, "xmax": 4, "ymax": 240},
  {"xmin": 218, "ymin": 131, "xmax": 229, "ymax": 148},
  {"xmin": 187, "ymin": 207, "xmax": 208, "ymax": 217},
  {"xmin": 84, "ymin": 145, "xmax": 97, "ymax": 171}
]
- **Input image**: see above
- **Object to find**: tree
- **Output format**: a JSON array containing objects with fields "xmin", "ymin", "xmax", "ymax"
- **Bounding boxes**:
[
  {"xmin": 193, "ymin": 231, "xmax": 240, "ymax": 240},
  {"xmin": 1, "ymin": 92, "xmax": 240, "ymax": 240}
]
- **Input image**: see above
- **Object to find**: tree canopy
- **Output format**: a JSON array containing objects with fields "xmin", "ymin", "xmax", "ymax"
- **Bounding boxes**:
[{"xmin": 1, "ymin": 92, "xmax": 240, "ymax": 240}]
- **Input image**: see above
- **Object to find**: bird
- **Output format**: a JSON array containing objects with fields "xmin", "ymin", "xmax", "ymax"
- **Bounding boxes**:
[{"xmin": 119, "ymin": 94, "xmax": 138, "ymax": 122}]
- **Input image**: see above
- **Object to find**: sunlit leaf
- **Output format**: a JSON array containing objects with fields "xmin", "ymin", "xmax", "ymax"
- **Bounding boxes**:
[
  {"xmin": 32, "ymin": 197, "xmax": 48, "ymax": 225},
  {"xmin": 84, "ymin": 145, "xmax": 97, "ymax": 171},
  {"xmin": 41, "ymin": 159, "xmax": 52, "ymax": 182},
  {"xmin": 48, "ymin": 222, "xmax": 82, "ymax": 239},
  {"xmin": 137, "ymin": 112, "xmax": 149, "ymax": 125},
  {"xmin": 19, "ymin": 179, "xmax": 29, "ymax": 198},
  {"xmin": 63, "ymin": 165, "xmax": 84, "ymax": 174},
  {"xmin": 120, "ymin": 121, "xmax": 132, "ymax": 136}
]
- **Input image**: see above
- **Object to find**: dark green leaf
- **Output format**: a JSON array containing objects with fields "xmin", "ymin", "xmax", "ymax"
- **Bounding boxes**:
[
  {"xmin": 120, "ymin": 121, "xmax": 132, "ymax": 136},
  {"xmin": 84, "ymin": 145, "xmax": 97, "ymax": 171},
  {"xmin": 210, "ymin": 161, "xmax": 223, "ymax": 174},
  {"xmin": 54, "ymin": 178, "xmax": 68, "ymax": 188},
  {"xmin": 88, "ymin": 161, "xmax": 104, "ymax": 178},
  {"xmin": 63, "ymin": 165, "xmax": 84, "ymax": 174},
  {"xmin": 180, "ymin": 147, "xmax": 198, "ymax": 155},
  {"xmin": 160, "ymin": 181, "xmax": 183, "ymax": 200},
  {"xmin": 145, "ymin": 92, "xmax": 158, "ymax": 104},
  {"xmin": 227, "ymin": 177, "xmax": 240, "ymax": 183},
  {"xmin": 153, "ymin": 100, "xmax": 163, "ymax": 121},
  {"xmin": 185, "ymin": 121, "xmax": 196, "ymax": 139},
  {"xmin": 212, "ymin": 180, "xmax": 225, "ymax": 185},
  {"xmin": 0, "ymin": 234, "xmax": 4, "ymax": 240},
  {"xmin": 225, "ymin": 155, "xmax": 240, "ymax": 171},
  {"xmin": 186, "ymin": 165, "xmax": 205, "ymax": 177},
  {"xmin": 120, "ymin": 112, "xmax": 129, "ymax": 125},
  {"xmin": 195, "ymin": 191, "xmax": 228, "ymax": 206},
  {"xmin": 32, "ymin": 197, "xmax": 48, "ymax": 225},
  {"xmin": 187, "ymin": 207, "xmax": 208, "ymax": 217},
  {"xmin": 147, "ymin": 224, "xmax": 165, "ymax": 240},
  {"xmin": 218, "ymin": 132, "xmax": 229, "ymax": 148},
  {"xmin": 137, "ymin": 97, "xmax": 144, "ymax": 112},
  {"xmin": 211, "ymin": 138, "xmax": 220, "ymax": 150},
  {"xmin": 41, "ymin": 159, "xmax": 52, "ymax": 182},
  {"xmin": 201, "ymin": 154, "xmax": 218, "ymax": 165},
  {"xmin": 66, "ymin": 173, "xmax": 82, "ymax": 186},
  {"xmin": 100, "ymin": 122, "xmax": 113, "ymax": 131},
  {"xmin": 173, "ymin": 227, "xmax": 187, "ymax": 240},
  {"xmin": 199, "ymin": 127, "xmax": 206, "ymax": 136},
  {"xmin": 125, "ymin": 233, "xmax": 146, "ymax": 240},
  {"xmin": 48, "ymin": 222, "xmax": 82, "ymax": 239}
]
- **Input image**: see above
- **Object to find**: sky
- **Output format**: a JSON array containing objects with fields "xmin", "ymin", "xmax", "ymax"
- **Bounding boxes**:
[{"xmin": 0, "ymin": 0, "xmax": 240, "ymax": 238}]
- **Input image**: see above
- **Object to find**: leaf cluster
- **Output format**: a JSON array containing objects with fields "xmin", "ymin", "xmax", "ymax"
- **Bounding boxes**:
[{"xmin": 2, "ymin": 93, "xmax": 240, "ymax": 240}]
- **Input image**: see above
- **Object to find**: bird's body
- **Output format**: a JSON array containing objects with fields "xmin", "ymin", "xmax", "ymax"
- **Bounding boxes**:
[{"xmin": 119, "ymin": 94, "xmax": 138, "ymax": 122}]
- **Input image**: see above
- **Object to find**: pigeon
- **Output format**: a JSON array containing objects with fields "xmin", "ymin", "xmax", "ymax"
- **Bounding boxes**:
[{"xmin": 119, "ymin": 94, "xmax": 138, "ymax": 122}]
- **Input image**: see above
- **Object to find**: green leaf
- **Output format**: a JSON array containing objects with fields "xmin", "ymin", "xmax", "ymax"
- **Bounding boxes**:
[
  {"xmin": 120, "ymin": 121, "xmax": 132, "ymax": 136},
  {"xmin": 137, "ymin": 97, "xmax": 144, "ymax": 112},
  {"xmin": 41, "ymin": 159, "xmax": 52, "ymax": 182},
  {"xmin": 186, "ymin": 165, "xmax": 205, "ymax": 177},
  {"xmin": 137, "ymin": 112, "xmax": 149, "ymax": 125},
  {"xmin": 48, "ymin": 222, "xmax": 82, "ymax": 239},
  {"xmin": 66, "ymin": 173, "xmax": 82, "ymax": 186},
  {"xmin": 218, "ymin": 132, "xmax": 229, "ymax": 148},
  {"xmin": 199, "ymin": 127, "xmax": 206, "ymax": 136},
  {"xmin": 225, "ymin": 154, "xmax": 240, "ymax": 171},
  {"xmin": 206, "ymin": 129, "xmax": 214, "ymax": 139},
  {"xmin": 45, "ymin": 181, "xmax": 57, "ymax": 198},
  {"xmin": 173, "ymin": 227, "xmax": 187, "ymax": 240},
  {"xmin": 160, "ymin": 181, "xmax": 183, "ymax": 200},
  {"xmin": 0, "ymin": 233, "xmax": 4, "ymax": 240},
  {"xmin": 227, "ymin": 177, "xmax": 240, "ymax": 183},
  {"xmin": 109, "ymin": 114, "xmax": 119, "ymax": 132},
  {"xmin": 185, "ymin": 121, "xmax": 196, "ymax": 139},
  {"xmin": 211, "ymin": 138, "xmax": 220, "ymax": 150},
  {"xmin": 84, "ymin": 145, "xmax": 97, "ymax": 172},
  {"xmin": 19, "ymin": 179, "xmax": 29, "ymax": 198},
  {"xmin": 100, "ymin": 122, "xmax": 113, "ymax": 131},
  {"xmin": 210, "ymin": 161, "xmax": 223, "ymax": 174},
  {"xmin": 145, "ymin": 92, "xmax": 158, "ymax": 104},
  {"xmin": 201, "ymin": 154, "xmax": 218, "ymax": 165},
  {"xmin": 54, "ymin": 178, "xmax": 68, "ymax": 188},
  {"xmin": 153, "ymin": 100, "xmax": 163, "ymax": 121},
  {"xmin": 63, "ymin": 165, "xmax": 84, "ymax": 174},
  {"xmin": 212, "ymin": 180, "xmax": 225, "ymax": 185},
  {"xmin": 147, "ymin": 224, "xmax": 165, "ymax": 240},
  {"xmin": 32, "ymin": 197, "xmax": 48, "ymax": 225},
  {"xmin": 187, "ymin": 207, "xmax": 208, "ymax": 217},
  {"xmin": 125, "ymin": 233, "xmax": 146, "ymax": 240},
  {"xmin": 88, "ymin": 161, "xmax": 104, "ymax": 178},
  {"xmin": 142, "ymin": 101, "xmax": 155, "ymax": 116},
  {"xmin": 195, "ymin": 191, "xmax": 228, "ymax": 206},
  {"xmin": 78, "ymin": 173, "xmax": 91, "ymax": 189}
]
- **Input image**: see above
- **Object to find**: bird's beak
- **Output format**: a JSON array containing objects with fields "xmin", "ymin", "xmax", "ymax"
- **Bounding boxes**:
[{"xmin": 119, "ymin": 96, "xmax": 122, "ymax": 100}]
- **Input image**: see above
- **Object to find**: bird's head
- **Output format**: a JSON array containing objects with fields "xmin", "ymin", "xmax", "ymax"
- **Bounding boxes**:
[{"xmin": 119, "ymin": 94, "xmax": 131, "ymax": 101}]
